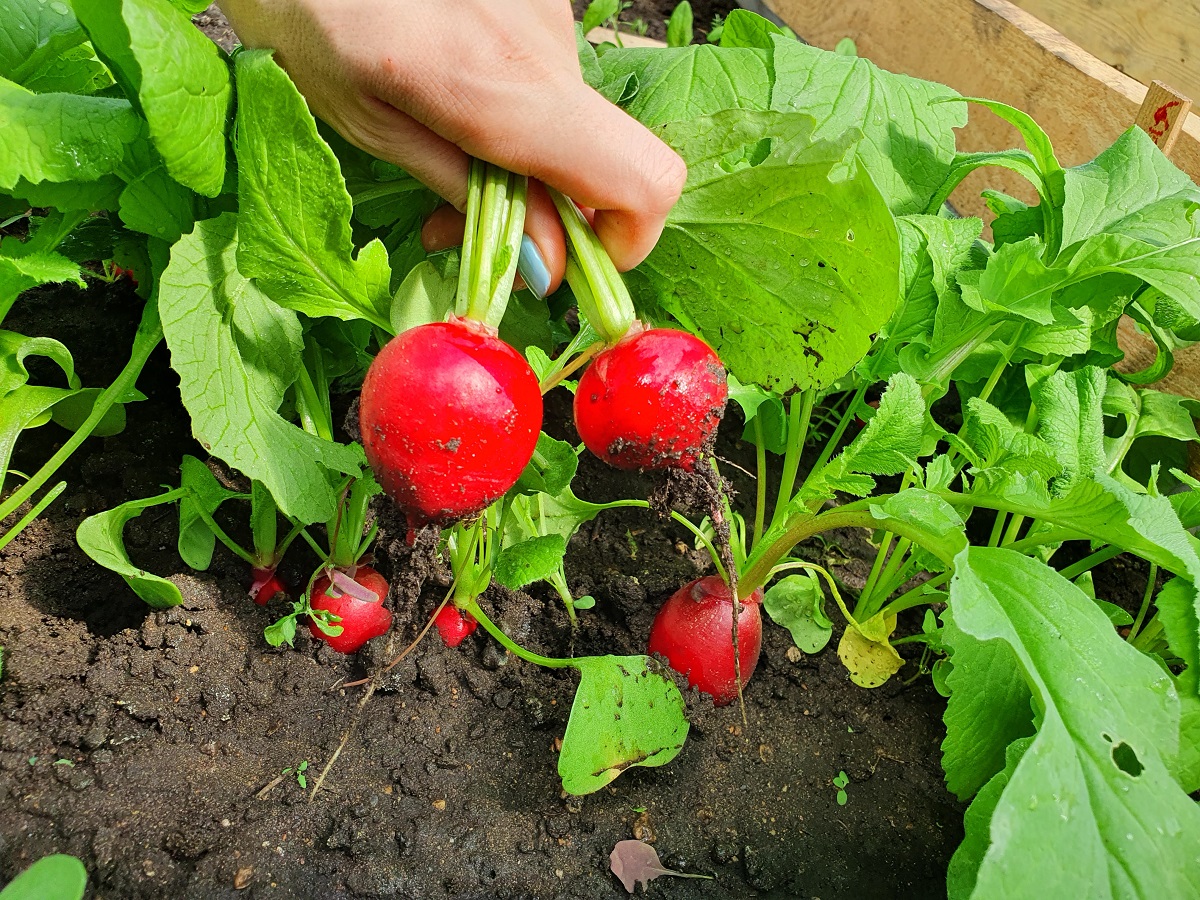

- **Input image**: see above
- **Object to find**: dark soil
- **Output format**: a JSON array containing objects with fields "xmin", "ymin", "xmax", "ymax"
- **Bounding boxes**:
[{"xmin": 1, "ymin": 278, "xmax": 966, "ymax": 900}]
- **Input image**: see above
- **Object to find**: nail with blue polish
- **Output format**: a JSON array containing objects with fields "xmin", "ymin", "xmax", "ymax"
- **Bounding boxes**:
[{"xmin": 517, "ymin": 234, "xmax": 551, "ymax": 300}]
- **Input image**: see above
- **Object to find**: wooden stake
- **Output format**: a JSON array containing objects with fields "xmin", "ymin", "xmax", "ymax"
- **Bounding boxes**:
[{"xmin": 1133, "ymin": 80, "xmax": 1193, "ymax": 155}]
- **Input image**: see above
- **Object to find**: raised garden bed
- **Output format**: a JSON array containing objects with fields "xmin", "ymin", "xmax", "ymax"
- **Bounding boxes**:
[{"xmin": 3, "ymin": 2, "xmax": 1200, "ymax": 899}]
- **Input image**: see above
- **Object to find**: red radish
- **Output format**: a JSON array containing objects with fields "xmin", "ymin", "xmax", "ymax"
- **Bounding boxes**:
[
  {"xmin": 647, "ymin": 575, "xmax": 763, "ymax": 706},
  {"xmin": 574, "ymin": 328, "xmax": 727, "ymax": 471},
  {"xmin": 249, "ymin": 566, "xmax": 286, "ymax": 606},
  {"xmin": 308, "ymin": 566, "xmax": 392, "ymax": 653},
  {"xmin": 359, "ymin": 318, "xmax": 542, "ymax": 527},
  {"xmin": 434, "ymin": 605, "xmax": 478, "ymax": 648}
]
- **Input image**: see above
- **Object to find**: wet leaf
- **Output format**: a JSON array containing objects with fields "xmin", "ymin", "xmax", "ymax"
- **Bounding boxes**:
[{"xmin": 837, "ymin": 612, "xmax": 902, "ymax": 688}]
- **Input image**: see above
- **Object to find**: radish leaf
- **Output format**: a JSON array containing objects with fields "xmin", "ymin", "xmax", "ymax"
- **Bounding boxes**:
[
  {"xmin": 943, "ymin": 548, "xmax": 1200, "ymax": 899},
  {"xmin": 559, "ymin": 655, "xmax": 689, "ymax": 795},
  {"xmin": 158, "ymin": 213, "xmax": 361, "ymax": 524},
  {"xmin": 75, "ymin": 0, "xmax": 229, "ymax": 197},
  {"xmin": 234, "ymin": 51, "xmax": 393, "ymax": 330},
  {"xmin": 77, "ymin": 489, "xmax": 185, "ymax": 609}
]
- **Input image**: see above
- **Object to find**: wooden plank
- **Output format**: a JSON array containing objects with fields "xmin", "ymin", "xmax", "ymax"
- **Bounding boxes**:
[
  {"xmin": 763, "ymin": 0, "xmax": 1200, "ymax": 220},
  {"xmin": 1134, "ymin": 80, "xmax": 1194, "ymax": 155},
  {"xmin": 585, "ymin": 26, "xmax": 665, "ymax": 49},
  {"xmin": 1008, "ymin": 0, "xmax": 1200, "ymax": 104}
]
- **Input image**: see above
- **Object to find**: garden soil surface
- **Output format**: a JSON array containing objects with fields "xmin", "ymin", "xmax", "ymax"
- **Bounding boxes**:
[{"xmin": 0, "ymin": 6, "xmax": 972, "ymax": 898}]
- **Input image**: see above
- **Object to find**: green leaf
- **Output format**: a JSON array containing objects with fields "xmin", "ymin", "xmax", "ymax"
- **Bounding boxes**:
[
  {"xmin": 0, "ymin": 0, "xmax": 91, "ymax": 86},
  {"xmin": 946, "ymin": 547, "xmax": 1200, "ymax": 898},
  {"xmin": 0, "ymin": 854, "xmax": 87, "ymax": 900},
  {"xmin": 946, "ymin": 736, "xmax": 1030, "ymax": 900},
  {"xmin": 498, "ymin": 288, "xmax": 553, "ymax": 355},
  {"xmin": 1132, "ymin": 389, "xmax": 1200, "ymax": 442},
  {"xmin": 0, "ymin": 77, "xmax": 139, "ymax": 191},
  {"xmin": 158, "ymin": 213, "xmax": 361, "ymax": 524},
  {"xmin": 389, "ymin": 258, "xmax": 456, "ymax": 336},
  {"xmin": 514, "ymin": 433, "xmax": 579, "ymax": 499},
  {"xmin": 48, "ymin": 387, "xmax": 132, "ymax": 437},
  {"xmin": 581, "ymin": 0, "xmax": 619, "ymax": 34},
  {"xmin": 717, "ymin": 8, "xmax": 786, "ymax": 48},
  {"xmin": 1062, "ymin": 126, "xmax": 1200, "ymax": 249},
  {"xmin": 74, "ymin": 0, "xmax": 230, "ymax": 197},
  {"xmin": 76, "ymin": 489, "xmax": 184, "ymax": 608},
  {"xmin": 665, "ymin": 1, "xmax": 693, "ymax": 48},
  {"xmin": 763, "ymin": 572, "xmax": 832, "ymax": 653},
  {"xmin": 867, "ymin": 489, "xmax": 967, "ymax": 562},
  {"xmin": 1033, "ymin": 367, "xmax": 1106, "ymax": 492},
  {"xmin": 0, "ymin": 249, "xmax": 84, "ymax": 321},
  {"xmin": 837, "ymin": 373, "xmax": 925, "ymax": 476},
  {"xmin": 597, "ymin": 44, "xmax": 772, "ymax": 124},
  {"xmin": 493, "ymin": 534, "xmax": 568, "ymax": 590},
  {"xmin": 177, "ymin": 455, "xmax": 239, "ymax": 571},
  {"xmin": 234, "ymin": 51, "xmax": 393, "ymax": 330},
  {"xmin": 940, "ymin": 616, "xmax": 1034, "ymax": 800},
  {"xmin": 631, "ymin": 109, "xmax": 899, "ymax": 392},
  {"xmin": 116, "ymin": 133, "xmax": 196, "ymax": 243},
  {"xmin": 559, "ymin": 655, "xmax": 689, "ymax": 795},
  {"xmin": 770, "ymin": 38, "xmax": 965, "ymax": 214}
]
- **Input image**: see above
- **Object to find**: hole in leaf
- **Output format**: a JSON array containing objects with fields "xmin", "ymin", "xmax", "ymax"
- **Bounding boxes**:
[{"xmin": 1111, "ymin": 741, "xmax": 1144, "ymax": 777}]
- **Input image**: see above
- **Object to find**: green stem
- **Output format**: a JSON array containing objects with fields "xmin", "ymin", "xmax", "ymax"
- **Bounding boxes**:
[
  {"xmin": 458, "ymin": 161, "xmax": 528, "ymax": 326},
  {"xmin": 549, "ymin": 566, "xmax": 578, "ymax": 627},
  {"xmin": 770, "ymin": 390, "xmax": 815, "ymax": 529},
  {"xmin": 1001, "ymin": 513, "xmax": 1026, "ymax": 546},
  {"xmin": 987, "ymin": 511, "xmax": 1009, "ymax": 548},
  {"xmin": 194, "ymin": 505, "xmax": 256, "ymax": 566},
  {"xmin": 0, "ymin": 302, "xmax": 162, "ymax": 524},
  {"xmin": 800, "ymin": 384, "xmax": 867, "ymax": 496},
  {"xmin": 1128, "ymin": 563, "xmax": 1158, "ymax": 642},
  {"xmin": 880, "ymin": 572, "xmax": 950, "ymax": 618},
  {"xmin": 464, "ymin": 598, "xmax": 573, "ymax": 668},
  {"xmin": 857, "ymin": 532, "xmax": 895, "ymax": 614},
  {"xmin": 740, "ymin": 501, "xmax": 956, "ymax": 600},
  {"xmin": 870, "ymin": 538, "xmax": 913, "ymax": 608},
  {"xmin": 548, "ymin": 187, "xmax": 635, "ymax": 342},
  {"xmin": 0, "ymin": 480, "xmax": 66, "ymax": 551},
  {"xmin": 1058, "ymin": 545, "xmax": 1122, "ymax": 581},
  {"xmin": 752, "ymin": 416, "xmax": 768, "ymax": 550}
]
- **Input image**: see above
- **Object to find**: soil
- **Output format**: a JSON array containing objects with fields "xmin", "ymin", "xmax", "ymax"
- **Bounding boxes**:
[{"xmin": 0, "ymin": 5, "xmax": 971, "ymax": 899}]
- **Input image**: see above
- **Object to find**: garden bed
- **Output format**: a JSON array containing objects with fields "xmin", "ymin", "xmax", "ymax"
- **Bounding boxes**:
[{"xmin": 1, "ymin": 281, "xmax": 963, "ymax": 899}]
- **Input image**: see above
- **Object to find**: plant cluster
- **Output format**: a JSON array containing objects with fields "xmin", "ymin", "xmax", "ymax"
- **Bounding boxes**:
[{"xmin": 3, "ymin": 1, "xmax": 1200, "ymax": 894}]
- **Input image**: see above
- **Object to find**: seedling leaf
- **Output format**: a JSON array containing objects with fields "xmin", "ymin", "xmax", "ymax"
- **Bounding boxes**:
[
  {"xmin": 609, "ymin": 840, "xmax": 711, "ymax": 893},
  {"xmin": 837, "ymin": 612, "xmax": 902, "ymax": 688},
  {"xmin": 763, "ymin": 572, "xmax": 832, "ymax": 653},
  {"xmin": 77, "ymin": 490, "xmax": 184, "ymax": 609},
  {"xmin": 493, "ymin": 534, "xmax": 567, "ymax": 590},
  {"xmin": 0, "ymin": 854, "xmax": 87, "ymax": 900}
]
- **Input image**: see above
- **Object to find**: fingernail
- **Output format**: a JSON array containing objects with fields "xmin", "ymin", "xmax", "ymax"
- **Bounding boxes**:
[{"xmin": 517, "ymin": 234, "xmax": 551, "ymax": 299}]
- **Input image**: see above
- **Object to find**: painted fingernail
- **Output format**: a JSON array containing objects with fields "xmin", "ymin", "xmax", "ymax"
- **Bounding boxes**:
[{"xmin": 517, "ymin": 234, "xmax": 551, "ymax": 300}]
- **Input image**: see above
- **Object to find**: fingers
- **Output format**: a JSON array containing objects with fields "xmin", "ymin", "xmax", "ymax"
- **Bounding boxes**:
[{"xmin": 421, "ymin": 180, "xmax": 566, "ymax": 298}]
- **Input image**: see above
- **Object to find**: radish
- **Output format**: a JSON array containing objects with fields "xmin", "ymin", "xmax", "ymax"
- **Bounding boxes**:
[
  {"xmin": 647, "ymin": 575, "xmax": 763, "ymax": 706},
  {"xmin": 249, "ymin": 566, "xmax": 286, "ymax": 606},
  {"xmin": 359, "ymin": 317, "xmax": 542, "ymax": 527},
  {"xmin": 434, "ymin": 604, "xmax": 478, "ymax": 647},
  {"xmin": 309, "ymin": 566, "xmax": 392, "ymax": 653},
  {"xmin": 574, "ymin": 328, "xmax": 727, "ymax": 471}
]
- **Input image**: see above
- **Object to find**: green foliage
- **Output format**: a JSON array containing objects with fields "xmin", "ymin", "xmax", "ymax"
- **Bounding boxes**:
[{"xmin": 763, "ymin": 572, "xmax": 832, "ymax": 653}]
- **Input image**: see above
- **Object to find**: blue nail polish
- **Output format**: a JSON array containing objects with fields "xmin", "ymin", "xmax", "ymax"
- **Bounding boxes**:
[{"xmin": 517, "ymin": 234, "xmax": 551, "ymax": 300}]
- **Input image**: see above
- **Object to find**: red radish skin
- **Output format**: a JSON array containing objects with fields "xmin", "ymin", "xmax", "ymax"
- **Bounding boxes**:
[
  {"xmin": 359, "ymin": 318, "xmax": 543, "ymax": 527},
  {"xmin": 574, "ymin": 328, "xmax": 727, "ymax": 471},
  {"xmin": 647, "ymin": 575, "xmax": 763, "ymax": 706},
  {"xmin": 434, "ymin": 605, "xmax": 478, "ymax": 648},
  {"xmin": 308, "ymin": 566, "xmax": 392, "ymax": 653},
  {"xmin": 249, "ymin": 566, "xmax": 286, "ymax": 606}
]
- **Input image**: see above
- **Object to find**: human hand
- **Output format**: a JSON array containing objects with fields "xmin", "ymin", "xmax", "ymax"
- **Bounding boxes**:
[{"xmin": 219, "ymin": 0, "xmax": 687, "ymax": 296}]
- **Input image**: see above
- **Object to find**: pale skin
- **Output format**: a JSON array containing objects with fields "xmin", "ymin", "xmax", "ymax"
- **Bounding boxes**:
[{"xmin": 218, "ymin": 0, "xmax": 688, "ymax": 294}]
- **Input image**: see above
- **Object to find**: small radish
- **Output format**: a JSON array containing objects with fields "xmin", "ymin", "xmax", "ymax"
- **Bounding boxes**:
[
  {"xmin": 574, "ymin": 328, "xmax": 727, "ymax": 471},
  {"xmin": 309, "ymin": 566, "xmax": 392, "ymax": 653},
  {"xmin": 249, "ymin": 566, "xmax": 286, "ymax": 606},
  {"xmin": 359, "ymin": 318, "xmax": 542, "ymax": 528},
  {"xmin": 434, "ymin": 605, "xmax": 478, "ymax": 648},
  {"xmin": 647, "ymin": 575, "xmax": 763, "ymax": 706}
]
